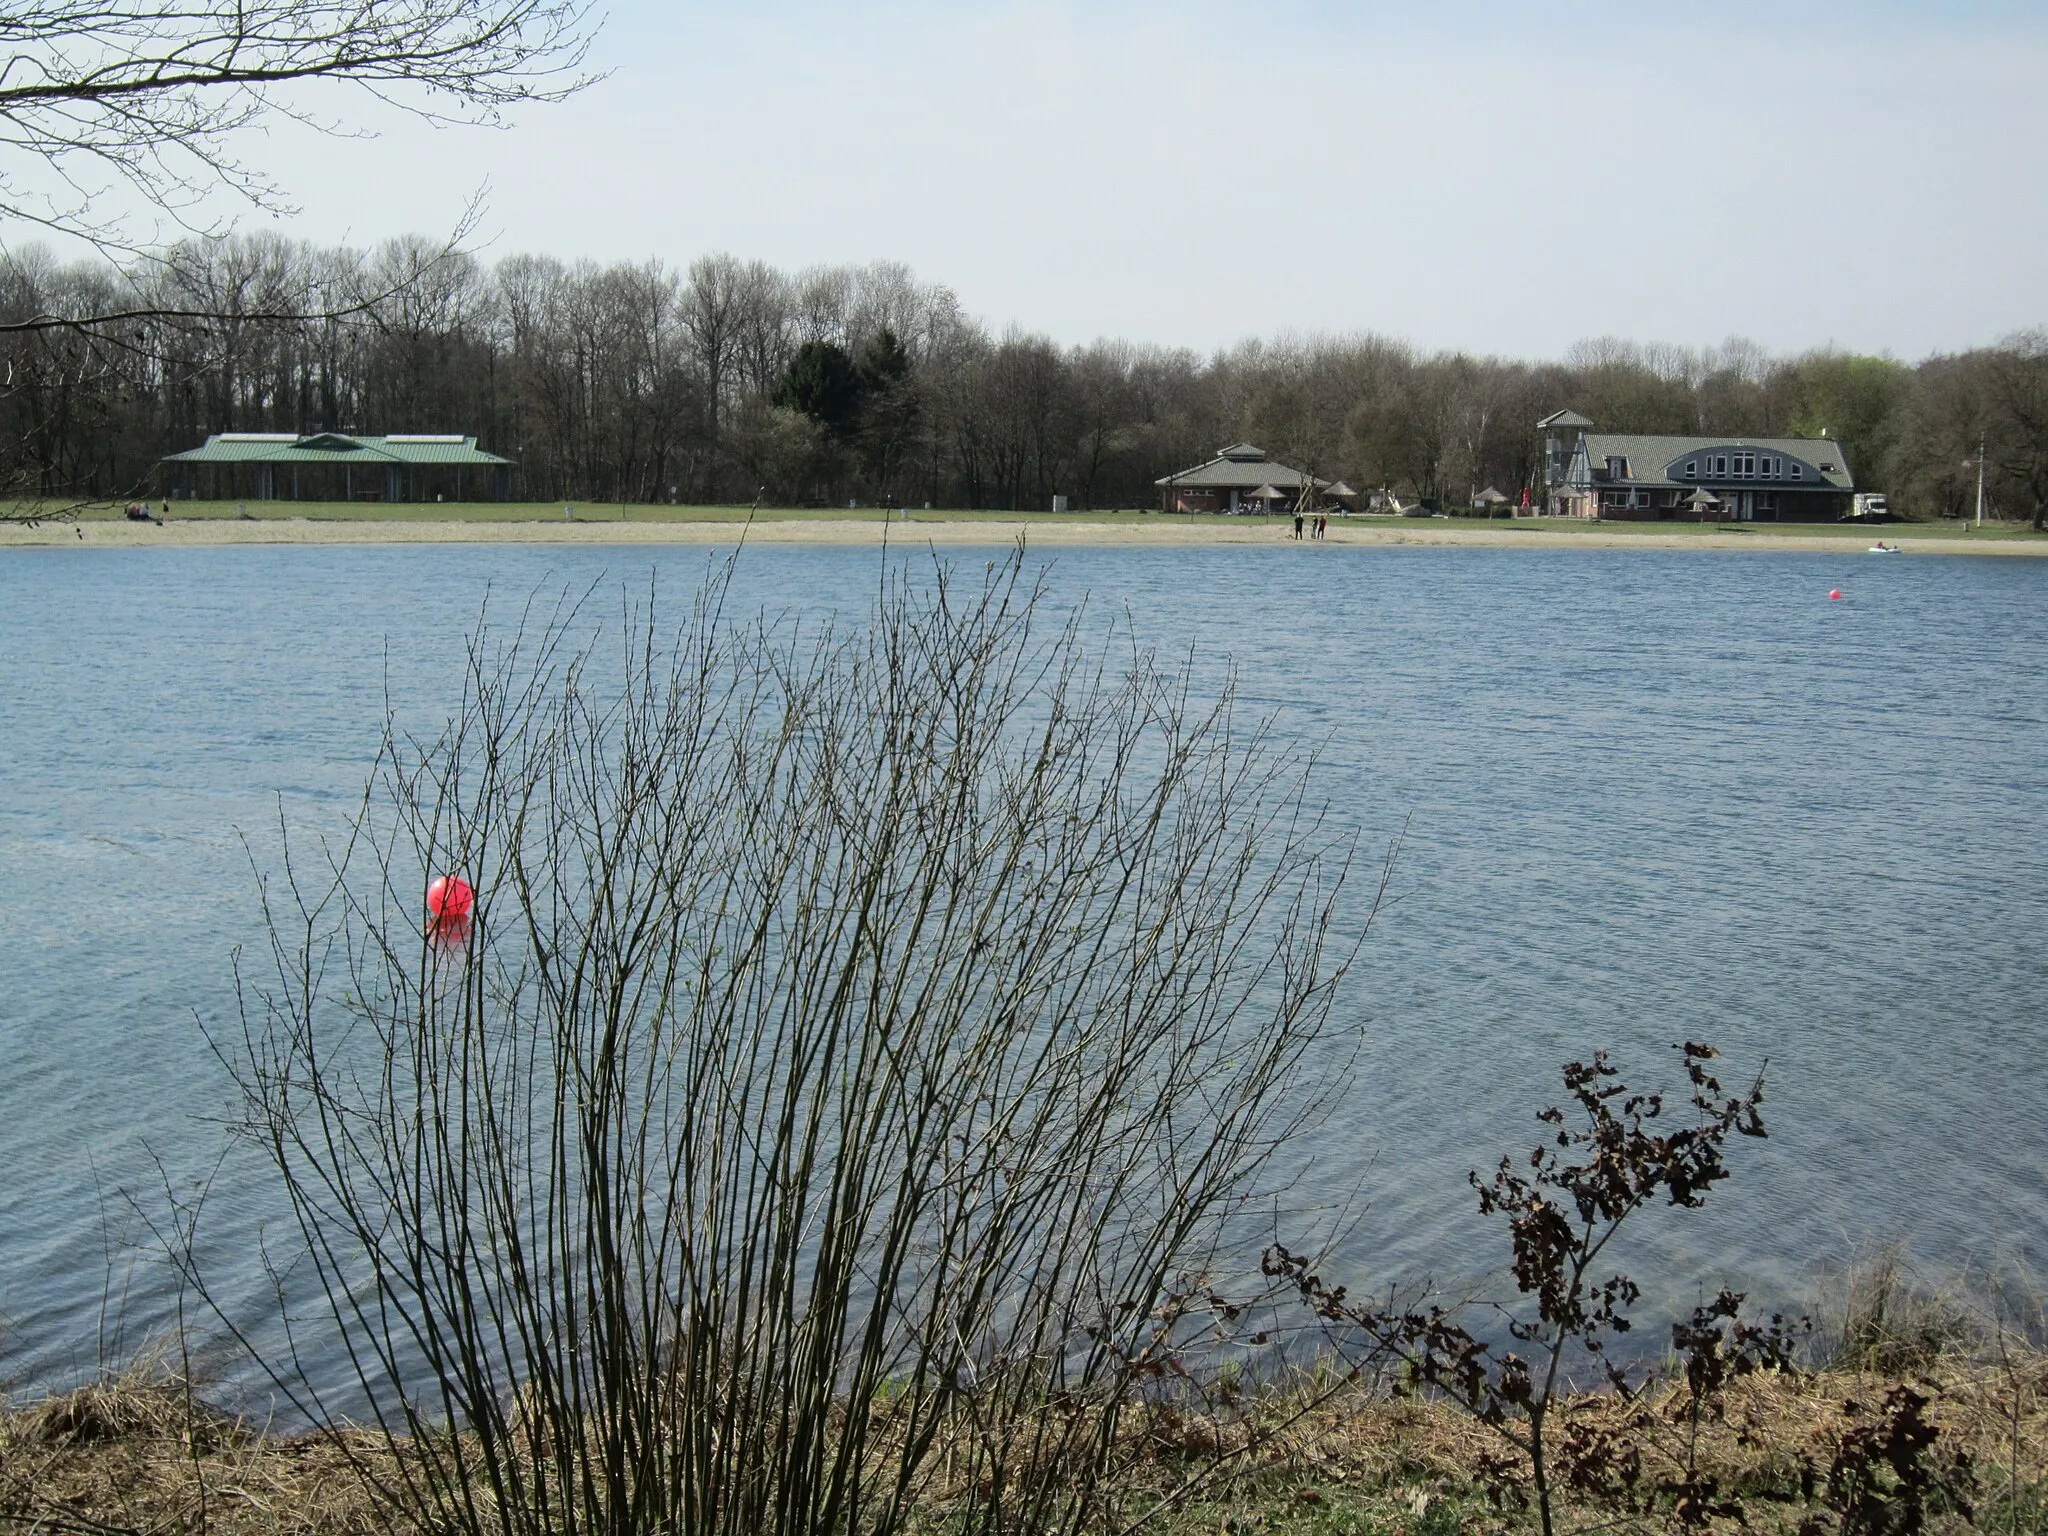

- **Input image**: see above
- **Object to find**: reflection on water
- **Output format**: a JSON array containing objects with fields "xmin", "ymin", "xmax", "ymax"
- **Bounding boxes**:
[{"xmin": 1, "ymin": 542, "xmax": 2044, "ymax": 1392}]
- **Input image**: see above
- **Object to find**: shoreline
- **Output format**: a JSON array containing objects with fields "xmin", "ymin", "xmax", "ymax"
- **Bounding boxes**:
[
  {"xmin": 6, "ymin": 515, "xmax": 2047, "ymax": 555},
  {"xmin": 5, "ymin": 1349, "xmax": 2035, "ymax": 1536}
]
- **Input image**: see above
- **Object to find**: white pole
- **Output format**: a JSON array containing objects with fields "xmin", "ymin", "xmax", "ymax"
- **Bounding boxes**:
[{"xmin": 1975, "ymin": 437, "xmax": 1986, "ymax": 528}]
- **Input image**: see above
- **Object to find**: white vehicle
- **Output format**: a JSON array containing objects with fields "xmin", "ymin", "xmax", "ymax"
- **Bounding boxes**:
[{"xmin": 1851, "ymin": 493, "xmax": 1890, "ymax": 520}]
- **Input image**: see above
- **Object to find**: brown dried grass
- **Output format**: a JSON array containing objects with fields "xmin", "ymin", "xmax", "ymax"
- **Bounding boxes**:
[
  {"xmin": 1, "ymin": 1366, "xmax": 390, "ymax": 1536},
  {"xmin": 4, "ymin": 1349, "xmax": 2042, "ymax": 1536},
  {"xmin": 1114, "ymin": 1347, "xmax": 2048, "ymax": 1535}
]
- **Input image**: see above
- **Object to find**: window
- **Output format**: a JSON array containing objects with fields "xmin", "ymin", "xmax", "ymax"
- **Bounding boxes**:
[
  {"xmin": 1685, "ymin": 460, "xmax": 1697, "ymax": 477},
  {"xmin": 1734, "ymin": 452, "xmax": 1755, "ymax": 478},
  {"xmin": 1714, "ymin": 455, "xmax": 1728, "ymax": 475},
  {"xmin": 1607, "ymin": 456, "xmax": 1628, "ymax": 479},
  {"xmin": 1791, "ymin": 464, "xmax": 1803, "ymax": 480}
]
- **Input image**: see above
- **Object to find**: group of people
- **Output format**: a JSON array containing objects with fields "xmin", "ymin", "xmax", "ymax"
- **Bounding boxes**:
[{"xmin": 1291, "ymin": 510, "xmax": 1330, "ymax": 540}]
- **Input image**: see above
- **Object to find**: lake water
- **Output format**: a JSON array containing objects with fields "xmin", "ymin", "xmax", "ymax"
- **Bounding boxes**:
[{"xmin": 3, "ymin": 541, "xmax": 2045, "ymax": 1393}]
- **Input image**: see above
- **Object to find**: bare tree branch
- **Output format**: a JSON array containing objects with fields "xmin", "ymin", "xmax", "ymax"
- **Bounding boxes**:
[{"xmin": 0, "ymin": 0, "xmax": 601, "ymax": 255}]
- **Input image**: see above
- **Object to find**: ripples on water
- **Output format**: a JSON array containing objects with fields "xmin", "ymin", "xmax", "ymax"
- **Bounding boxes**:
[{"xmin": 1, "ymin": 542, "xmax": 2043, "ymax": 1391}]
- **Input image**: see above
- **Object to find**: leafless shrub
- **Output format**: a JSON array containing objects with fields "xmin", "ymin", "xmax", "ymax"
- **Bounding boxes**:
[{"xmin": 191, "ymin": 547, "xmax": 1366, "ymax": 1536}]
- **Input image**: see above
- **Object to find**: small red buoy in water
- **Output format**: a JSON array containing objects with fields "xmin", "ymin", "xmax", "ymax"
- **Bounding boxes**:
[
  {"xmin": 1828, "ymin": 589, "xmax": 1842, "ymax": 600},
  {"xmin": 426, "ymin": 875, "xmax": 474, "ymax": 921}
]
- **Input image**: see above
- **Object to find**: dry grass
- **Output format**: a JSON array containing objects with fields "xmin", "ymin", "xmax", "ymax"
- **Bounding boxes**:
[
  {"xmin": 1109, "ymin": 1347, "xmax": 2048, "ymax": 1536},
  {"xmin": 1813, "ymin": 1247, "xmax": 2017, "ymax": 1378},
  {"xmin": 1, "ymin": 1365, "xmax": 388, "ymax": 1536},
  {"xmin": 7, "ymin": 1348, "xmax": 2041, "ymax": 1536}
]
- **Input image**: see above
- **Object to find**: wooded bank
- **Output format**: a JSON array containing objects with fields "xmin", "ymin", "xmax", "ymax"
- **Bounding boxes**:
[{"xmin": 7, "ymin": 240, "xmax": 2047, "ymax": 524}]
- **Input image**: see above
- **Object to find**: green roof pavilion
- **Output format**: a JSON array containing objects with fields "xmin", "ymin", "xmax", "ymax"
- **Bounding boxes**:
[{"xmin": 162, "ymin": 433, "xmax": 514, "ymax": 503}]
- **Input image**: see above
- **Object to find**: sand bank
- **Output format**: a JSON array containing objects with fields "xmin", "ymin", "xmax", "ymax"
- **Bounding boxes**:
[{"xmin": 5, "ymin": 515, "xmax": 2044, "ymax": 555}]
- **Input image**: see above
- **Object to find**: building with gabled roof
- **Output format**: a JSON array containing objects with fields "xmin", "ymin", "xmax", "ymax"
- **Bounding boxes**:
[
  {"xmin": 1155, "ymin": 443, "xmax": 1328, "ymax": 514},
  {"xmin": 162, "ymin": 432, "xmax": 513, "ymax": 502},
  {"xmin": 1534, "ymin": 413, "xmax": 1854, "ymax": 521}
]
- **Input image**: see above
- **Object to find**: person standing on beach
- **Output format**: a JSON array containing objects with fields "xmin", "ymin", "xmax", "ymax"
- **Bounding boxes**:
[{"xmin": 1293, "ymin": 511, "xmax": 1303, "ymax": 539}]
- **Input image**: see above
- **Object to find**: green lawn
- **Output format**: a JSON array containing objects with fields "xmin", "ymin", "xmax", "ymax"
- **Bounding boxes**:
[
  {"xmin": 58, "ymin": 500, "xmax": 1175, "ymax": 525},
  {"xmin": 26, "ymin": 500, "xmax": 2048, "ymax": 541}
]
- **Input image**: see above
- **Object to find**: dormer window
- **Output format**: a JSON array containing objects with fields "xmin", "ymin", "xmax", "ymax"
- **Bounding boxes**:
[{"xmin": 1606, "ymin": 456, "xmax": 1628, "ymax": 479}]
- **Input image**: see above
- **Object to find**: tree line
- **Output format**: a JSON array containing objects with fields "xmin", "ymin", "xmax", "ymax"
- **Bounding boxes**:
[{"xmin": 5, "ymin": 234, "xmax": 2047, "ymax": 523}]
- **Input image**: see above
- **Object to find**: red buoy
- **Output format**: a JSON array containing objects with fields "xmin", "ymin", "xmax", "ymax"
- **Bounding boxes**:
[
  {"xmin": 426, "ymin": 875, "xmax": 475, "ymax": 921},
  {"xmin": 1828, "ymin": 589, "xmax": 1842, "ymax": 600}
]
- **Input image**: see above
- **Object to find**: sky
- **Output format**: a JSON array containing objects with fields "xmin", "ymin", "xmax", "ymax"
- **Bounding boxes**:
[{"xmin": 28, "ymin": 0, "xmax": 2048, "ymax": 360}]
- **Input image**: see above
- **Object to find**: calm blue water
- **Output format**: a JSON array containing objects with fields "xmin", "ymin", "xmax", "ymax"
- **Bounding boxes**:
[{"xmin": 3, "ymin": 542, "xmax": 2045, "ymax": 1392}]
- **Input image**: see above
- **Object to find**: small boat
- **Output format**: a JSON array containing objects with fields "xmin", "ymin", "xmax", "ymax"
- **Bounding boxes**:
[{"xmin": 1868, "ymin": 542, "xmax": 1901, "ymax": 554}]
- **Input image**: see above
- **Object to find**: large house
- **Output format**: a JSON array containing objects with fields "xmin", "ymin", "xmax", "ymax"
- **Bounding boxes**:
[
  {"xmin": 1534, "ymin": 411, "xmax": 1854, "ymax": 521},
  {"xmin": 1155, "ymin": 443, "xmax": 1327, "ymax": 514},
  {"xmin": 162, "ymin": 432, "xmax": 514, "ymax": 502}
]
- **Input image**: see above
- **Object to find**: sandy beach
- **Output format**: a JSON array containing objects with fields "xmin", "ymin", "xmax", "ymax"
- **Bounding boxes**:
[{"xmin": 4, "ymin": 514, "xmax": 2044, "ymax": 555}]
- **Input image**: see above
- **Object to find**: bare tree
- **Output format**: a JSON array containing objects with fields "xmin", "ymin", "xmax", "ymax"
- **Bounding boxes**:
[
  {"xmin": 0, "ymin": 0, "xmax": 598, "ymax": 257},
  {"xmin": 729, "ymin": 260, "xmax": 793, "ymax": 403},
  {"xmin": 0, "ymin": 245, "xmax": 134, "ymax": 495},
  {"xmin": 1069, "ymin": 341, "xmax": 1139, "ymax": 510},
  {"xmin": 1894, "ymin": 351, "xmax": 1994, "ymax": 522},
  {"xmin": 680, "ymin": 253, "xmax": 748, "ymax": 494},
  {"xmin": 791, "ymin": 263, "xmax": 853, "ymax": 347},
  {"xmin": 1984, "ymin": 330, "xmax": 2048, "ymax": 530}
]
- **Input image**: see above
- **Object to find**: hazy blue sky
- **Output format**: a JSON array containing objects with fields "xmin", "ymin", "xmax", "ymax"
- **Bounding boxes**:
[{"xmin": 75, "ymin": 1, "xmax": 2048, "ymax": 357}]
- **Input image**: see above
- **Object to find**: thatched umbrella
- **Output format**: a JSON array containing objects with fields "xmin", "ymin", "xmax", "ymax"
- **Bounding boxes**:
[{"xmin": 1684, "ymin": 488, "xmax": 1723, "ymax": 521}]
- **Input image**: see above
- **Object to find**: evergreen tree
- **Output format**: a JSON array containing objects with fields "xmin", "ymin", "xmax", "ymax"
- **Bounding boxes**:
[{"xmin": 773, "ymin": 340, "xmax": 864, "ymax": 439}]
